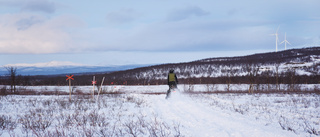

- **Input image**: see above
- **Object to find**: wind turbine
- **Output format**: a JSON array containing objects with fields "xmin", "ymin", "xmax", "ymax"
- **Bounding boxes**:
[
  {"xmin": 271, "ymin": 26, "xmax": 280, "ymax": 52},
  {"xmin": 280, "ymin": 32, "xmax": 291, "ymax": 50}
]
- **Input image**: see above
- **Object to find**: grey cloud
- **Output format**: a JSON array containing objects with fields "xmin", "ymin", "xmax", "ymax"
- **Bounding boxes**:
[
  {"xmin": 0, "ymin": 0, "xmax": 56, "ymax": 14},
  {"xmin": 166, "ymin": 6, "xmax": 210, "ymax": 21},
  {"xmin": 15, "ymin": 16, "xmax": 44, "ymax": 30},
  {"xmin": 21, "ymin": 0, "xmax": 56, "ymax": 13},
  {"xmin": 106, "ymin": 9, "xmax": 137, "ymax": 24}
]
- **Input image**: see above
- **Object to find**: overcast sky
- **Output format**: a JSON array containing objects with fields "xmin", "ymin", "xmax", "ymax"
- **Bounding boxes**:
[{"xmin": 0, "ymin": 0, "xmax": 320, "ymax": 66}]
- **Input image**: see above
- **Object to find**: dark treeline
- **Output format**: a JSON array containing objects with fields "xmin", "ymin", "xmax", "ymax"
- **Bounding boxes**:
[{"xmin": 0, "ymin": 73, "xmax": 320, "ymax": 86}]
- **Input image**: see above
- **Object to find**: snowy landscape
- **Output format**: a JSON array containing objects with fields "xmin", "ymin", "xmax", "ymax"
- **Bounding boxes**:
[
  {"xmin": 0, "ymin": 84, "xmax": 319, "ymax": 137},
  {"xmin": 1, "ymin": 0, "xmax": 320, "ymax": 136},
  {"xmin": 1, "ymin": 47, "xmax": 320, "ymax": 137}
]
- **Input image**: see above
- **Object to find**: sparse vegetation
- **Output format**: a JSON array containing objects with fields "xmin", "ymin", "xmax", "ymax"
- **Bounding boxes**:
[
  {"xmin": 0, "ymin": 93, "xmax": 184, "ymax": 136},
  {"xmin": 190, "ymin": 92, "xmax": 320, "ymax": 136}
]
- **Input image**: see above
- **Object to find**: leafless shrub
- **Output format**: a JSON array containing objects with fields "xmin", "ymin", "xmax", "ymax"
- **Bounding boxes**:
[
  {"xmin": 134, "ymin": 98, "xmax": 146, "ymax": 107},
  {"xmin": 302, "ymin": 118, "xmax": 319, "ymax": 135},
  {"xmin": 0, "ymin": 86, "xmax": 8, "ymax": 95},
  {"xmin": 124, "ymin": 95, "xmax": 146, "ymax": 107},
  {"xmin": 88, "ymin": 110, "xmax": 108, "ymax": 127},
  {"xmin": 206, "ymin": 84, "xmax": 216, "ymax": 92},
  {"xmin": 314, "ymin": 101, "xmax": 319, "ymax": 108},
  {"xmin": 278, "ymin": 116, "xmax": 296, "ymax": 133},
  {"xmin": 55, "ymin": 99, "xmax": 70, "ymax": 110},
  {"xmin": 147, "ymin": 116, "xmax": 171, "ymax": 137},
  {"xmin": 82, "ymin": 126, "xmax": 95, "ymax": 137},
  {"xmin": 183, "ymin": 84, "xmax": 194, "ymax": 93},
  {"xmin": 0, "ymin": 115, "xmax": 16, "ymax": 136},
  {"xmin": 42, "ymin": 99, "xmax": 51, "ymax": 107},
  {"xmin": 98, "ymin": 125, "xmax": 117, "ymax": 137},
  {"xmin": 126, "ymin": 95, "xmax": 134, "ymax": 102},
  {"xmin": 232, "ymin": 103, "xmax": 249, "ymax": 115},
  {"xmin": 45, "ymin": 127, "xmax": 68, "ymax": 137},
  {"xmin": 123, "ymin": 119, "xmax": 144, "ymax": 137},
  {"xmin": 19, "ymin": 109, "xmax": 53, "ymax": 135},
  {"xmin": 173, "ymin": 122, "xmax": 183, "ymax": 137},
  {"xmin": 0, "ymin": 93, "xmax": 189, "ymax": 136},
  {"xmin": 28, "ymin": 98, "xmax": 38, "ymax": 107},
  {"xmin": 62, "ymin": 113, "xmax": 74, "ymax": 128}
]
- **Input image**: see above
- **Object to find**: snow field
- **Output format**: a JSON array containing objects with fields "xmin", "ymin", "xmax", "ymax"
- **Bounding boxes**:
[
  {"xmin": 0, "ymin": 85, "xmax": 319, "ymax": 136},
  {"xmin": 189, "ymin": 93, "xmax": 320, "ymax": 136}
]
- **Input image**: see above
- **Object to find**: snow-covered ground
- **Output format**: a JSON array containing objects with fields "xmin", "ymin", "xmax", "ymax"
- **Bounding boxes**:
[{"xmin": 0, "ymin": 85, "xmax": 319, "ymax": 136}]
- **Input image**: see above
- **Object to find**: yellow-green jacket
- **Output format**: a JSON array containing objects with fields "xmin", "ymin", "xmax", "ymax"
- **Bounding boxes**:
[{"xmin": 168, "ymin": 72, "xmax": 178, "ymax": 84}]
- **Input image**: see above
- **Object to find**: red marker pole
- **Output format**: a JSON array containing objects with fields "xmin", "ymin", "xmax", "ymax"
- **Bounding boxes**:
[{"xmin": 92, "ymin": 76, "xmax": 96, "ymax": 99}]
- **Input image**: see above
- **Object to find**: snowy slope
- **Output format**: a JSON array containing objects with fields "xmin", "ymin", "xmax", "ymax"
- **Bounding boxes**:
[{"xmin": 102, "ymin": 47, "xmax": 320, "ymax": 82}]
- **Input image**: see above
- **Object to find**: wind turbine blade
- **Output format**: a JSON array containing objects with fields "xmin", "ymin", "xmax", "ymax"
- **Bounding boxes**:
[
  {"xmin": 276, "ymin": 25, "xmax": 280, "ymax": 33},
  {"xmin": 280, "ymin": 41, "xmax": 285, "ymax": 45},
  {"xmin": 286, "ymin": 40, "xmax": 291, "ymax": 45}
]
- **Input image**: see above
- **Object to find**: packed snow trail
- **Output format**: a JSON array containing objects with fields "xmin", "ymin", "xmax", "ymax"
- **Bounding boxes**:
[{"xmin": 147, "ymin": 92, "xmax": 296, "ymax": 137}]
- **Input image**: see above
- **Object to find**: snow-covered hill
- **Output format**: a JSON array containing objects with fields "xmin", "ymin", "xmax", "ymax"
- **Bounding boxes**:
[{"xmin": 105, "ymin": 47, "xmax": 320, "ymax": 83}]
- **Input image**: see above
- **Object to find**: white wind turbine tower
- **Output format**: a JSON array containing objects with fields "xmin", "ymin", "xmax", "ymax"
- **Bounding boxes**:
[
  {"xmin": 271, "ymin": 26, "xmax": 280, "ymax": 52},
  {"xmin": 280, "ymin": 32, "xmax": 291, "ymax": 50}
]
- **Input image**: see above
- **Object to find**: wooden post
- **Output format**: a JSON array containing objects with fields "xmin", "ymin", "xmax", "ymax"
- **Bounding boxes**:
[
  {"xmin": 97, "ymin": 77, "xmax": 105, "ymax": 100},
  {"xmin": 66, "ymin": 75, "xmax": 74, "ymax": 101},
  {"xmin": 92, "ymin": 76, "xmax": 96, "ymax": 99},
  {"xmin": 69, "ymin": 79, "xmax": 71, "ymax": 100}
]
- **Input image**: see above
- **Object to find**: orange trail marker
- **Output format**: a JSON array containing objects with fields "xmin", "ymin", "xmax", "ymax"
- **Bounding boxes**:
[
  {"xmin": 66, "ymin": 75, "xmax": 74, "ymax": 100},
  {"xmin": 66, "ymin": 75, "xmax": 74, "ymax": 80}
]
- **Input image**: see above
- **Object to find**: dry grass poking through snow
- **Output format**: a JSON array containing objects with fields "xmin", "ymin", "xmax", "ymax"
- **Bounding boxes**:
[
  {"xmin": 0, "ymin": 94, "xmax": 183, "ymax": 137},
  {"xmin": 189, "ymin": 93, "xmax": 320, "ymax": 136},
  {"xmin": 0, "ymin": 86, "xmax": 319, "ymax": 136}
]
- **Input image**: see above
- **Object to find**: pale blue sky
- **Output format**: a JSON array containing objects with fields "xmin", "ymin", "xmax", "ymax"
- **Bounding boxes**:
[{"xmin": 0, "ymin": 0, "xmax": 319, "ymax": 66}]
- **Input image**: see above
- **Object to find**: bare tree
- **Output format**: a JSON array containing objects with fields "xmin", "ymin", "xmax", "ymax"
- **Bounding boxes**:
[
  {"xmin": 275, "ymin": 62, "xmax": 281, "ymax": 91},
  {"xmin": 286, "ymin": 68, "xmax": 299, "ymax": 92},
  {"xmin": 225, "ymin": 68, "xmax": 235, "ymax": 92},
  {"xmin": 5, "ymin": 66, "xmax": 17, "ymax": 93},
  {"xmin": 262, "ymin": 69, "xmax": 272, "ymax": 91},
  {"xmin": 247, "ymin": 64, "xmax": 259, "ymax": 94}
]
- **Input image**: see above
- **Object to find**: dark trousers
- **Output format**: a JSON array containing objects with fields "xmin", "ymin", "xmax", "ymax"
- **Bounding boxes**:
[{"xmin": 168, "ymin": 81, "xmax": 177, "ymax": 89}]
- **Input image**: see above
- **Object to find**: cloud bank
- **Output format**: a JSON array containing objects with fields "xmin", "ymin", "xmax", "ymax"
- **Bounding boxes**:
[{"xmin": 0, "ymin": 0, "xmax": 319, "ymax": 55}]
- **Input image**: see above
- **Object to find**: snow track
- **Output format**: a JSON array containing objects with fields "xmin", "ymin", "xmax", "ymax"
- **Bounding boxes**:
[{"xmin": 148, "ymin": 92, "xmax": 296, "ymax": 137}]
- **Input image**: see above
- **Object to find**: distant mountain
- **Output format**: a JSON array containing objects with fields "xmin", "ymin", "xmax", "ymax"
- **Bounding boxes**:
[
  {"xmin": 4, "ymin": 61, "xmax": 85, "ymax": 68},
  {"xmin": 0, "ymin": 62, "xmax": 148, "ymax": 76}
]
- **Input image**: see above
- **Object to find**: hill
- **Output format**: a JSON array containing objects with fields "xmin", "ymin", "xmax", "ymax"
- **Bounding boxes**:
[
  {"xmin": 98, "ymin": 47, "xmax": 320, "ymax": 85},
  {"xmin": 1, "ymin": 47, "xmax": 320, "ymax": 86}
]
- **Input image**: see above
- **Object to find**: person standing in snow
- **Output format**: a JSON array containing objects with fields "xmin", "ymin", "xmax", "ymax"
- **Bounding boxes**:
[{"xmin": 166, "ymin": 69, "xmax": 178, "ymax": 99}]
